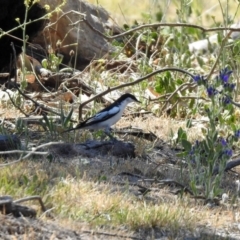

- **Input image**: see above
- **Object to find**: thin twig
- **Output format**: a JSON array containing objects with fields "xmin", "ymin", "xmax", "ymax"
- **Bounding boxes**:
[
  {"xmin": 10, "ymin": 43, "xmax": 62, "ymax": 117},
  {"xmin": 0, "ymin": 141, "xmax": 62, "ymax": 167},
  {"xmin": 78, "ymin": 67, "xmax": 195, "ymax": 120},
  {"xmin": 83, "ymin": 19, "xmax": 240, "ymax": 41},
  {"xmin": 160, "ymin": 82, "xmax": 196, "ymax": 112},
  {"xmin": 0, "ymin": 150, "xmax": 48, "ymax": 155},
  {"xmin": 14, "ymin": 195, "xmax": 47, "ymax": 212},
  {"xmin": 207, "ymin": 30, "xmax": 233, "ymax": 80},
  {"xmin": 81, "ymin": 230, "xmax": 140, "ymax": 240},
  {"xmin": 4, "ymin": 89, "xmax": 29, "ymax": 117},
  {"xmin": 157, "ymin": 179, "xmax": 194, "ymax": 195},
  {"xmin": 48, "ymin": 10, "xmax": 240, "ymax": 43}
]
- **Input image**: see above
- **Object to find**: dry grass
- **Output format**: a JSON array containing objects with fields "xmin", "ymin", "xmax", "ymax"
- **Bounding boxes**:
[
  {"xmin": 1, "ymin": 1, "xmax": 240, "ymax": 238},
  {"xmin": 88, "ymin": 0, "xmax": 239, "ymax": 26},
  {"xmin": 0, "ymin": 93, "xmax": 240, "ymax": 238},
  {"xmin": 117, "ymin": 113, "xmax": 206, "ymax": 143},
  {"xmin": 0, "ymin": 155, "xmax": 239, "ymax": 238},
  {"xmin": 1, "ymin": 101, "xmax": 240, "ymax": 238},
  {"xmin": 51, "ymin": 177, "xmax": 194, "ymax": 229}
]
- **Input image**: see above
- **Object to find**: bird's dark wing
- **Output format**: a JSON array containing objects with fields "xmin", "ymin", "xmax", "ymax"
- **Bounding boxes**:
[{"xmin": 78, "ymin": 105, "xmax": 120, "ymax": 127}]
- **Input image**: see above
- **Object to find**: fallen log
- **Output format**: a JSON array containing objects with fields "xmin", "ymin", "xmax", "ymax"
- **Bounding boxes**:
[{"xmin": 49, "ymin": 140, "xmax": 136, "ymax": 158}]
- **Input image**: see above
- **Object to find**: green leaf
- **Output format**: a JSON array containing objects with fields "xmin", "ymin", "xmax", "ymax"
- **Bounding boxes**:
[
  {"xmin": 176, "ymin": 78, "xmax": 183, "ymax": 85},
  {"xmin": 181, "ymin": 139, "xmax": 192, "ymax": 152},
  {"xmin": 186, "ymin": 119, "xmax": 192, "ymax": 128},
  {"xmin": 212, "ymin": 131, "xmax": 218, "ymax": 142},
  {"xmin": 176, "ymin": 151, "xmax": 187, "ymax": 158},
  {"xmin": 22, "ymin": 175, "xmax": 29, "ymax": 184},
  {"xmin": 64, "ymin": 108, "xmax": 74, "ymax": 127},
  {"xmin": 151, "ymin": 32, "xmax": 158, "ymax": 40},
  {"xmin": 203, "ymin": 140, "xmax": 210, "ymax": 152},
  {"xmin": 178, "ymin": 127, "xmax": 187, "ymax": 140},
  {"xmin": 155, "ymin": 84, "xmax": 163, "ymax": 94},
  {"xmin": 32, "ymin": 175, "xmax": 38, "ymax": 183}
]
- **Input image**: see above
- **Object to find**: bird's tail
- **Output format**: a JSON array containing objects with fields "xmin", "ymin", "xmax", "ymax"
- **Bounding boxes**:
[{"xmin": 62, "ymin": 122, "xmax": 85, "ymax": 133}]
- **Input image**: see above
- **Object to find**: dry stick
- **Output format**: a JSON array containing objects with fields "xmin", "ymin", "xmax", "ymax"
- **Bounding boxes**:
[
  {"xmin": 207, "ymin": 30, "xmax": 233, "ymax": 80},
  {"xmin": 158, "ymin": 179, "xmax": 194, "ymax": 195},
  {"xmin": 165, "ymin": 96, "xmax": 210, "ymax": 104},
  {"xmin": 162, "ymin": 83, "xmax": 210, "ymax": 111},
  {"xmin": 150, "ymin": 93, "xmax": 171, "ymax": 101},
  {"xmin": 0, "ymin": 15, "xmax": 47, "ymax": 39},
  {"xmin": 47, "ymin": 9, "xmax": 240, "ymax": 41},
  {"xmin": 61, "ymin": 10, "xmax": 240, "ymax": 49},
  {"xmin": 17, "ymin": 88, "xmax": 62, "ymax": 116},
  {"xmin": 84, "ymin": 14, "xmax": 239, "ymax": 106},
  {"xmin": 0, "ymin": 141, "xmax": 61, "ymax": 167},
  {"xmin": 0, "ymin": 2, "xmax": 70, "ymax": 40},
  {"xmin": 10, "ymin": 43, "xmax": 62, "ymax": 117},
  {"xmin": 160, "ymin": 82, "xmax": 196, "ymax": 112},
  {"xmin": 83, "ymin": 18, "xmax": 240, "ymax": 41},
  {"xmin": 82, "ymin": 230, "xmax": 140, "ymax": 240},
  {"xmin": 74, "ymin": 19, "xmax": 237, "ymax": 118},
  {"xmin": 51, "ymin": 13, "xmax": 239, "ymax": 114},
  {"xmin": 14, "ymin": 196, "xmax": 47, "ymax": 212},
  {"xmin": 0, "ymin": 150, "xmax": 48, "ymax": 155},
  {"xmin": 5, "ymin": 31, "xmax": 77, "ymax": 63},
  {"xmin": 78, "ymin": 67, "xmax": 195, "ymax": 120},
  {"xmin": 151, "ymin": 93, "xmax": 209, "ymax": 102},
  {"xmin": 4, "ymin": 87, "xmax": 29, "ymax": 117},
  {"xmin": 213, "ymin": 158, "xmax": 240, "ymax": 175},
  {"xmin": 45, "ymin": 10, "xmax": 84, "ymax": 29}
]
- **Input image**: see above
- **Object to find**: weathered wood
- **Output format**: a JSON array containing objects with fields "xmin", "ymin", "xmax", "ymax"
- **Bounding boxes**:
[
  {"xmin": 0, "ymin": 196, "xmax": 36, "ymax": 218},
  {"xmin": 36, "ymin": 0, "xmax": 120, "ymax": 69},
  {"xmin": 48, "ymin": 140, "xmax": 136, "ymax": 158}
]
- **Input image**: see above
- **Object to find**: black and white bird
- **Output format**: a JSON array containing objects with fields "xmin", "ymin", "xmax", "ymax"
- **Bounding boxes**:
[{"xmin": 65, "ymin": 93, "xmax": 140, "ymax": 139}]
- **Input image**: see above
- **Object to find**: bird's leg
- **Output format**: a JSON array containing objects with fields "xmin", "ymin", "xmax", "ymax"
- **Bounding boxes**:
[{"xmin": 104, "ymin": 128, "xmax": 117, "ymax": 141}]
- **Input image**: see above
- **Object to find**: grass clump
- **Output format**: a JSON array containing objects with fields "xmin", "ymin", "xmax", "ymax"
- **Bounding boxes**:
[
  {"xmin": 0, "ymin": 159, "xmax": 197, "ymax": 232},
  {"xmin": 50, "ymin": 178, "xmax": 196, "ymax": 231}
]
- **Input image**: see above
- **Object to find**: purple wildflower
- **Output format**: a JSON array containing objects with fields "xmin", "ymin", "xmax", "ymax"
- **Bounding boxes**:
[
  {"xmin": 222, "ymin": 96, "xmax": 231, "ymax": 105},
  {"xmin": 220, "ymin": 137, "xmax": 227, "ymax": 146},
  {"xmin": 219, "ymin": 68, "xmax": 233, "ymax": 83},
  {"xmin": 223, "ymin": 149, "xmax": 233, "ymax": 157},
  {"xmin": 207, "ymin": 86, "xmax": 218, "ymax": 97},
  {"xmin": 230, "ymin": 83, "xmax": 236, "ymax": 90},
  {"xmin": 234, "ymin": 130, "xmax": 240, "ymax": 139},
  {"xmin": 192, "ymin": 75, "xmax": 206, "ymax": 85},
  {"xmin": 193, "ymin": 75, "xmax": 201, "ymax": 83},
  {"xmin": 223, "ymin": 83, "xmax": 236, "ymax": 92}
]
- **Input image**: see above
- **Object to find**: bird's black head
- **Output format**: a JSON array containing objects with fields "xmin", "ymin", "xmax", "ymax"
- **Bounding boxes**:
[{"xmin": 117, "ymin": 93, "xmax": 140, "ymax": 104}]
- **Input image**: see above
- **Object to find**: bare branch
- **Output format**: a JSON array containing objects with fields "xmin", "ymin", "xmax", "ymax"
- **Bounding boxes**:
[
  {"xmin": 14, "ymin": 195, "xmax": 47, "ymax": 212},
  {"xmin": 160, "ymin": 82, "xmax": 196, "ymax": 112},
  {"xmin": 83, "ymin": 19, "xmax": 240, "ymax": 41},
  {"xmin": 78, "ymin": 67, "xmax": 195, "ymax": 120},
  {"xmin": 0, "ymin": 141, "xmax": 62, "ymax": 167}
]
